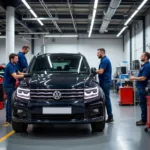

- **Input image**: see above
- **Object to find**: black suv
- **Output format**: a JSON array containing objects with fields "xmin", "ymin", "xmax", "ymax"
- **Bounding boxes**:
[{"xmin": 12, "ymin": 53, "xmax": 105, "ymax": 132}]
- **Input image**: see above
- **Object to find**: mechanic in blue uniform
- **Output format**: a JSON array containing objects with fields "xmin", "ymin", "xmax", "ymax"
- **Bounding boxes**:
[
  {"xmin": 16, "ymin": 46, "xmax": 30, "ymax": 72},
  {"xmin": 96, "ymin": 48, "xmax": 114, "ymax": 123},
  {"xmin": 130, "ymin": 52, "xmax": 150, "ymax": 126},
  {"xmin": 3, "ymin": 54, "xmax": 25, "ymax": 124}
]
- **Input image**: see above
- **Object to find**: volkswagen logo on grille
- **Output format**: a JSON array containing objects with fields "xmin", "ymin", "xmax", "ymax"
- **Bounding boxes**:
[{"xmin": 53, "ymin": 91, "xmax": 62, "ymax": 100}]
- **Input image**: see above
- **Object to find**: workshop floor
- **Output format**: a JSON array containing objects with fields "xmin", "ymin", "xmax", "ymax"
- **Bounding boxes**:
[{"xmin": 0, "ymin": 92, "xmax": 150, "ymax": 150}]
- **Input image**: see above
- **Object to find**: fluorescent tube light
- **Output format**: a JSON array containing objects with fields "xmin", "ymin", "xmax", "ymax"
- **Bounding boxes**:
[
  {"xmin": 21, "ymin": 0, "xmax": 31, "ymax": 9},
  {"xmin": 117, "ymin": 0, "xmax": 148, "ymax": 37},
  {"xmin": 45, "ymin": 34, "xmax": 78, "ymax": 38},
  {"xmin": 29, "ymin": 9, "xmax": 37, "ymax": 18},
  {"xmin": 116, "ymin": 26, "xmax": 128, "ymax": 37},
  {"xmin": 19, "ymin": 32, "xmax": 49, "ymax": 35},
  {"xmin": 93, "ymin": 9, "xmax": 97, "ymax": 19},
  {"xmin": 124, "ymin": 0, "xmax": 148, "ymax": 26},
  {"xmin": 94, "ymin": 0, "xmax": 99, "ymax": 9},
  {"xmin": 124, "ymin": 10, "xmax": 138, "ymax": 26},
  {"xmin": 37, "ymin": 19, "xmax": 44, "ymax": 26},
  {"xmin": 124, "ymin": 17, "xmax": 132, "ymax": 26},
  {"xmin": 88, "ymin": 0, "xmax": 99, "ymax": 38},
  {"xmin": 22, "ymin": 17, "xmax": 59, "ymax": 21},
  {"xmin": 21, "ymin": 0, "xmax": 44, "ymax": 26},
  {"xmin": 130, "ymin": 10, "xmax": 139, "ymax": 19},
  {"xmin": 137, "ymin": 0, "xmax": 148, "ymax": 10}
]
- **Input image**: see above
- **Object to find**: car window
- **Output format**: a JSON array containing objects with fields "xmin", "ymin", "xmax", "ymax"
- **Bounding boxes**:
[{"xmin": 29, "ymin": 54, "xmax": 89, "ymax": 73}]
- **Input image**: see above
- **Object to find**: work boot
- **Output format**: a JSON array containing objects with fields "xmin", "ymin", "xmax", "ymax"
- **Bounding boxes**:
[
  {"xmin": 105, "ymin": 117, "xmax": 114, "ymax": 123},
  {"xmin": 136, "ymin": 120, "xmax": 146, "ymax": 126}
]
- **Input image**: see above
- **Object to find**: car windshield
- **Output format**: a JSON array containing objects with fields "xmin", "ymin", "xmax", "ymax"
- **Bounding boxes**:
[{"xmin": 29, "ymin": 54, "xmax": 89, "ymax": 73}]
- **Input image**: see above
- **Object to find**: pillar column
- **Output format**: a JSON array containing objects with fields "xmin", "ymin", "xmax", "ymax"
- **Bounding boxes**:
[{"xmin": 6, "ymin": 6, "xmax": 15, "ymax": 62}]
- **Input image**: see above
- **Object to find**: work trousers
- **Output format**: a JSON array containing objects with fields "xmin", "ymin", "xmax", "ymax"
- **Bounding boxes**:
[
  {"xmin": 137, "ymin": 88, "xmax": 147, "ymax": 122},
  {"xmin": 3, "ymin": 87, "xmax": 16, "ymax": 122},
  {"xmin": 100, "ymin": 82, "xmax": 113, "ymax": 118}
]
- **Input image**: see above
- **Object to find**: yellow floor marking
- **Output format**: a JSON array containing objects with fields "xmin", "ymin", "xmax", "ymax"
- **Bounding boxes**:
[
  {"xmin": 2, "ymin": 123, "xmax": 10, "ymax": 127},
  {"xmin": 0, "ymin": 130, "xmax": 15, "ymax": 143}
]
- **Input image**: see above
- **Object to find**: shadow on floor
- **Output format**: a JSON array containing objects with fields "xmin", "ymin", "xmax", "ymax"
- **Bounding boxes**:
[{"xmin": 14, "ymin": 124, "xmax": 104, "ymax": 140}]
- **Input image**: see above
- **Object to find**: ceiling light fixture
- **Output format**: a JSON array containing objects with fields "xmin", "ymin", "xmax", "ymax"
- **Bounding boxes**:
[
  {"xmin": 45, "ymin": 34, "xmax": 78, "ymax": 38},
  {"xmin": 29, "ymin": 9, "xmax": 37, "ymax": 18},
  {"xmin": 21, "ymin": 0, "xmax": 31, "ymax": 9},
  {"xmin": 116, "ymin": 26, "xmax": 128, "ymax": 37},
  {"xmin": 21, "ymin": 0, "xmax": 44, "ymax": 26},
  {"xmin": 117, "ymin": 0, "xmax": 148, "ymax": 37},
  {"xmin": 37, "ymin": 19, "xmax": 44, "ymax": 26},
  {"xmin": 22, "ymin": 17, "xmax": 59, "ymax": 21},
  {"xmin": 124, "ymin": 0, "xmax": 148, "ymax": 26},
  {"xmin": 88, "ymin": 0, "xmax": 99, "ymax": 38}
]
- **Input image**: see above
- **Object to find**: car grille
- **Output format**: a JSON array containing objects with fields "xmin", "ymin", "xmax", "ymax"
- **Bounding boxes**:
[
  {"xmin": 30, "ymin": 89, "xmax": 84, "ymax": 99},
  {"xmin": 31, "ymin": 114, "xmax": 84, "ymax": 121}
]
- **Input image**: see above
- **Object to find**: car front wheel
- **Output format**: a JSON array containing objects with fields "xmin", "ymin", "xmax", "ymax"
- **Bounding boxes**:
[
  {"xmin": 12, "ymin": 121, "xmax": 28, "ymax": 133},
  {"xmin": 91, "ymin": 120, "xmax": 105, "ymax": 132},
  {"xmin": 91, "ymin": 99, "xmax": 105, "ymax": 132}
]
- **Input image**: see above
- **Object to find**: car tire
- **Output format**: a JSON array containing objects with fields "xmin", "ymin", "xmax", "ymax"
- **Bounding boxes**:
[
  {"xmin": 91, "ymin": 99, "xmax": 106, "ymax": 132},
  {"xmin": 91, "ymin": 120, "xmax": 105, "ymax": 132},
  {"xmin": 12, "ymin": 121, "xmax": 28, "ymax": 133}
]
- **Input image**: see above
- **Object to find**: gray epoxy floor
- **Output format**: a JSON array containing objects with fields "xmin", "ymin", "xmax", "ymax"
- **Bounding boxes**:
[{"xmin": 0, "ymin": 92, "xmax": 150, "ymax": 150}]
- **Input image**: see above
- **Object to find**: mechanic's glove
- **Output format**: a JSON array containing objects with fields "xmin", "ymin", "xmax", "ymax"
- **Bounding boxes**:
[
  {"xmin": 24, "ymin": 73, "xmax": 33, "ymax": 78},
  {"xmin": 91, "ymin": 68, "xmax": 97, "ymax": 75}
]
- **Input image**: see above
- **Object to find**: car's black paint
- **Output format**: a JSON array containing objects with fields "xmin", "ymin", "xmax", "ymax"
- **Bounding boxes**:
[{"xmin": 12, "ymin": 53, "xmax": 105, "ymax": 132}]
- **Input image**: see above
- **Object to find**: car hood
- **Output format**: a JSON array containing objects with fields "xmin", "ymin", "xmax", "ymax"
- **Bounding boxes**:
[{"xmin": 21, "ymin": 73, "xmax": 94, "ymax": 89}]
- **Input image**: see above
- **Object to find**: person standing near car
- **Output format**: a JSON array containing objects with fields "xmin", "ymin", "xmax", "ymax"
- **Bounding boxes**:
[
  {"xmin": 130, "ymin": 52, "xmax": 150, "ymax": 126},
  {"xmin": 3, "ymin": 54, "xmax": 25, "ymax": 124},
  {"xmin": 96, "ymin": 48, "xmax": 114, "ymax": 123},
  {"xmin": 16, "ymin": 46, "xmax": 30, "ymax": 72}
]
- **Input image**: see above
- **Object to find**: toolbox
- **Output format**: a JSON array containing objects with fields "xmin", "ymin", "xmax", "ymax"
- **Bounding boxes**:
[
  {"xmin": 119, "ymin": 87, "xmax": 134, "ymax": 105},
  {"xmin": 144, "ymin": 96, "xmax": 150, "ymax": 132}
]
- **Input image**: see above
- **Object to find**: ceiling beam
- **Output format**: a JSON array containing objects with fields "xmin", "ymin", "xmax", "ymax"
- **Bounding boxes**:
[
  {"xmin": 15, "ymin": 12, "xmax": 33, "ymax": 33},
  {"xmin": 67, "ymin": 0, "xmax": 77, "ymax": 33},
  {"xmin": 0, "ymin": 1, "xmax": 36, "ymax": 33},
  {"xmin": 22, "ymin": 17, "xmax": 59, "ymax": 21}
]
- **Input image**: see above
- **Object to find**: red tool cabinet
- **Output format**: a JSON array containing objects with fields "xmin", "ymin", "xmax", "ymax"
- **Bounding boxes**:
[
  {"xmin": 145, "ymin": 96, "xmax": 150, "ymax": 132},
  {"xmin": 119, "ymin": 87, "xmax": 134, "ymax": 105}
]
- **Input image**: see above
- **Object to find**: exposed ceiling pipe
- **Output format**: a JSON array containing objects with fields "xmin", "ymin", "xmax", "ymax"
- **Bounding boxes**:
[
  {"xmin": 67, "ymin": 0, "xmax": 77, "ymax": 33},
  {"xmin": 39, "ymin": 0, "xmax": 62, "ymax": 33},
  {"xmin": 99, "ymin": 0, "xmax": 122, "ymax": 33}
]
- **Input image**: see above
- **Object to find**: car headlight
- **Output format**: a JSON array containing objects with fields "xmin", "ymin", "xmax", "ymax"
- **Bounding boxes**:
[
  {"xmin": 17, "ymin": 87, "xmax": 30, "ymax": 100},
  {"xmin": 84, "ymin": 86, "xmax": 99, "ymax": 99}
]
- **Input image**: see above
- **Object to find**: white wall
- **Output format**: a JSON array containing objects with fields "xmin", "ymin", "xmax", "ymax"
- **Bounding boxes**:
[
  {"xmin": 124, "ymin": 30, "xmax": 130, "ymax": 69},
  {"xmin": 0, "ymin": 34, "xmax": 124, "ymax": 75},
  {"xmin": 34, "ymin": 35, "xmax": 124, "ymax": 74},
  {"xmin": 0, "ymin": 36, "xmax": 31, "ymax": 64}
]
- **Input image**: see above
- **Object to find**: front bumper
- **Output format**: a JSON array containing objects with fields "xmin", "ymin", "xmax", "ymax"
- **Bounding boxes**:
[{"xmin": 12, "ymin": 98, "xmax": 105, "ymax": 124}]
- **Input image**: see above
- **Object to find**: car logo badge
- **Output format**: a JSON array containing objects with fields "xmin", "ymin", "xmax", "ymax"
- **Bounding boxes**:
[{"xmin": 53, "ymin": 91, "xmax": 62, "ymax": 100}]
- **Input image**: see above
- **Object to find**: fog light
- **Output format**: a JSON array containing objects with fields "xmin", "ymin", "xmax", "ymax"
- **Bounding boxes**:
[
  {"xmin": 93, "ymin": 109, "xmax": 99, "ymax": 113},
  {"xmin": 17, "ymin": 109, "xmax": 23, "ymax": 113}
]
